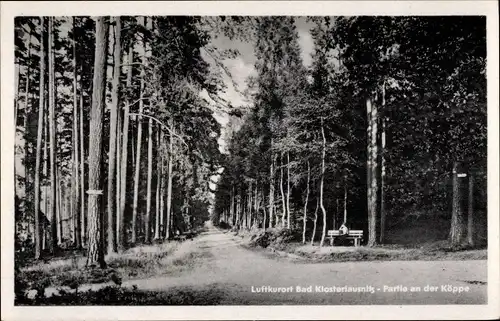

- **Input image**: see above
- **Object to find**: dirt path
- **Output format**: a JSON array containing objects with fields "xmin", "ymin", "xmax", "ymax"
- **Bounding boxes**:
[{"xmin": 119, "ymin": 226, "xmax": 487, "ymax": 305}]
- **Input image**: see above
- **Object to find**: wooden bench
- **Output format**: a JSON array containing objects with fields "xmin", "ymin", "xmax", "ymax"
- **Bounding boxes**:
[{"xmin": 327, "ymin": 230, "xmax": 364, "ymax": 247}]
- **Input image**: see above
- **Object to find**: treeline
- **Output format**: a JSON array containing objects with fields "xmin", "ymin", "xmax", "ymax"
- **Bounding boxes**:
[
  {"xmin": 14, "ymin": 16, "xmax": 231, "ymax": 266},
  {"xmin": 212, "ymin": 17, "xmax": 487, "ymax": 247}
]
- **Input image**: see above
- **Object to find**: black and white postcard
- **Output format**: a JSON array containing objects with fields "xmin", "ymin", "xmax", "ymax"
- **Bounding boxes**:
[{"xmin": 1, "ymin": 1, "xmax": 499, "ymax": 320}]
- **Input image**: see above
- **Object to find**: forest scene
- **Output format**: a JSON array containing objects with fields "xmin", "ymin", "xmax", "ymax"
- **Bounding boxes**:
[{"xmin": 13, "ymin": 16, "xmax": 487, "ymax": 306}]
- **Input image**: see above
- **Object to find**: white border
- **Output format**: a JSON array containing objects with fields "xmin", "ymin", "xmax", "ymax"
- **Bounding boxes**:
[{"xmin": 1, "ymin": 1, "xmax": 499, "ymax": 320}]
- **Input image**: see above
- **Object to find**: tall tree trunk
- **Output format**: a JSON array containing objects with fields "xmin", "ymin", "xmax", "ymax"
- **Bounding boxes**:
[
  {"xmin": 118, "ymin": 44, "xmax": 134, "ymax": 252},
  {"xmin": 43, "ymin": 98, "xmax": 48, "ymax": 252},
  {"xmin": 302, "ymin": 160, "xmax": 310, "ymax": 244},
  {"xmin": 115, "ymin": 90, "xmax": 122, "ymax": 243},
  {"xmin": 165, "ymin": 120, "xmax": 174, "ymax": 239},
  {"xmin": 367, "ymin": 97, "xmax": 378, "ymax": 247},
  {"xmin": 310, "ymin": 197, "xmax": 319, "ymax": 245},
  {"xmin": 286, "ymin": 151, "xmax": 291, "ymax": 228},
  {"xmin": 22, "ymin": 29, "xmax": 32, "ymax": 229},
  {"xmin": 86, "ymin": 17, "xmax": 108, "ymax": 268},
  {"xmin": 379, "ymin": 81, "xmax": 386, "ymax": 244},
  {"xmin": 160, "ymin": 130, "xmax": 166, "ymax": 237},
  {"xmin": 268, "ymin": 147, "xmax": 274, "ymax": 229},
  {"xmin": 319, "ymin": 118, "xmax": 327, "ymax": 247},
  {"xmin": 56, "ymin": 169, "xmax": 63, "ymax": 244},
  {"xmin": 254, "ymin": 183, "xmax": 259, "ymax": 228},
  {"xmin": 280, "ymin": 154, "xmax": 286, "ymax": 228},
  {"xmin": 15, "ymin": 56, "xmax": 20, "ymax": 124},
  {"xmin": 467, "ymin": 171, "xmax": 474, "ymax": 246},
  {"xmin": 145, "ymin": 119, "xmax": 153, "ymax": 243},
  {"xmin": 231, "ymin": 185, "xmax": 235, "ymax": 226},
  {"xmin": 34, "ymin": 17, "xmax": 45, "ymax": 260},
  {"xmin": 47, "ymin": 17, "xmax": 58, "ymax": 254},
  {"xmin": 80, "ymin": 88, "xmax": 86, "ymax": 248},
  {"xmin": 107, "ymin": 17, "xmax": 121, "ymax": 253},
  {"xmin": 450, "ymin": 162, "xmax": 468, "ymax": 247},
  {"xmin": 131, "ymin": 17, "xmax": 147, "ymax": 244},
  {"xmin": 72, "ymin": 17, "xmax": 82, "ymax": 248},
  {"xmin": 154, "ymin": 129, "xmax": 161, "ymax": 240}
]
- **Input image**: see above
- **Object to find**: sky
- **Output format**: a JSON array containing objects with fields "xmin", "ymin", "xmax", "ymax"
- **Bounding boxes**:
[
  {"xmin": 204, "ymin": 17, "xmax": 315, "ymax": 152},
  {"xmin": 203, "ymin": 17, "xmax": 315, "ymax": 202}
]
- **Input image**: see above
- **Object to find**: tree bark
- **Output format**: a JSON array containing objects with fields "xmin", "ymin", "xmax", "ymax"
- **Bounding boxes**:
[
  {"xmin": 302, "ymin": 160, "xmax": 310, "ymax": 244},
  {"xmin": 165, "ymin": 120, "xmax": 174, "ymax": 239},
  {"xmin": 310, "ymin": 197, "xmax": 319, "ymax": 246},
  {"xmin": 107, "ymin": 17, "xmax": 121, "ymax": 253},
  {"xmin": 160, "ymin": 130, "xmax": 166, "ymax": 236},
  {"xmin": 280, "ymin": 154, "xmax": 286, "ymax": 228},
  {"xmin": 450, "ymin": 162, "xmax": 468, "ymax": 247},
  {"xmin": 47, "ymin": 17, "xmax": 58, "ymax": 254},
  {"xmin": 22, "ymin": 28, "xmax": 32, "ymax": 227},
  {"xmin": 56, "ymin": 169, "xmax": 63, "ymax": 244},
  {"xmin": 367, "ymin": 97, "xmax": 378, "ymax": 247},
  {"xmin": 80, "ymin": 87, "xmax": 86, "ymax": 248},
  {"xmin": 118, "ymin": 44, "xmax": 134, "ymax": 252},
  {"xmin": 286, "ymin": 151, "xmax": 291, "ymax": 228},
  {"xmin": 154, "ymin": 128, "xmax": 161, "ymax": 240},
  {"xmin": 268, "ymin": 147, "xmax": 274, "ymax": 228},
  {"xmin": 379, "ymin": 81, "xmax": 387, "ymax": 244},
  {"xmin": 467, "ymin": 171, "xmax": 474, "ymax": 246},
  {"xmin": 34, "ymin": 17, "xmax": 45, "ymax": 260},
  {"xmin": 86, "ymin": 17, "xmax": 108, "ymax": 268},
  {"xmin": 231, "ymin": 185, "xmax": 235, "ymax": 226},
  {"xmin": 145, "ymin": 118, "xmax": 153, "ymax": 243},
  {"xmin": 319, "ymin": 118, "xmax": 327, "ymax": 247},
  {"xmin": 343, "ymin": 182, "xmax": 348, "ymax": 224},
  {"xmin": 72, "ymin": 17, "xmax": 82, "ymax": 248}
]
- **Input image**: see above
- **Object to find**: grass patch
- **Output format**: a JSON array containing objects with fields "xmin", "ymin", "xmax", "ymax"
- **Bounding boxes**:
[
  {"xmin": 16, "ymin": 285, "xmax": 225, "ymax": 306},
  {"xmin": 292, "ymin": 242, "xmax": 487, "ymax": 262},
  {"xmin": 18, "ymin": 239, "xmax": 210, "ymax": 295}
]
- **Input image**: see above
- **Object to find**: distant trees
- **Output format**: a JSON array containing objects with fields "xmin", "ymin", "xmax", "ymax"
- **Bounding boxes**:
[{"xmin": 213, "ymin": 16, "xmax": 486, "ymax": 248}]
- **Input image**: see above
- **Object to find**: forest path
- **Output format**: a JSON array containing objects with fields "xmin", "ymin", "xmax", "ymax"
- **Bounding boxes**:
[{"xmin": 121, "ymin": 226, "xmax": 487, "ymax": 305}]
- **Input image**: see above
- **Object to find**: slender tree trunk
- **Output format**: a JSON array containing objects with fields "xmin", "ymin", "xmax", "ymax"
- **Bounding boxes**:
[
  {"xmin": 80, "ymin": 88, "xmax": 86, "ymax": 247},
  {"xmin": 42, "ymin": 101, "xmax": 48, "ymax": 252},
  {"xmin": 47, "ymin": 17, "xmax": 58, "ymax": 254},
  {"xmin": 159, "ymin": 131, "xmax": 166, "ymax": 237},
  {"xmin": 56, "ymin": 169, "xmax": 63, "ymax": 244},
  {"xmin": 231, "ymin": 186, "xmax": 235, "ymax": 226},
  {"xmin": 145, "ymin": 119, "xmax": 153, "ymax": 243},
  {"xmin": 367, "ymin": 97, "xmax": 378, "ymax": 247},
  {"xmin": 310, "ymin": 197, "xmax": 319, "ymax": 246},
  {"xmin": 34, "ymin": 17, "xmax": 45, "ymax": 259},
  {"xmin": 154, "ymin": 129, "xmax": 161, "ymax": 240},
  {"xmin": 467, "ymin": 171, "xmax": 474, "ymax": 246},
  {"xmin": 107, "ymin": 17, "xmax": 121, "ymax": 253},
  {"xmin": 86, "ymin": 17, "xmax": 108, "ymax": 268},
  {"xmin": 254, "ymin": 183, "xmax": 258, "ymax": 228},
  {"xmin": 280, "ymin": 154, "xmax": 286, "ymax": 228},
  {"xmin": 319, "ymin": 118, "xmax": 327, "ymax": 247},
  {"xmin": 15, "ymin": 56, "xmax": 20, "ymax": 124},
  {"xmin": 343, "ymin": 183, "xmax": 348, "ymax": 225},
  {"xmin": 268, "ymin": 147, "xmax": 274, "ymax": 229},
  {"xmin": 302, "ymin": 160, "xmax": 310, "ymax": 244},
  {"xmin": 131, "ymin": 17, "xmax": 147, "ymax": 244},
  {"xmin": 72, "ymin": 17, "xmax": 82, "ymax": 249},
  {"xmin": 379, "ymin": 81, "xmax": 386, "ymax": 244},
  {"xmin": 115, "ymin": 91, "xmax": 122, "ymax": 243},
  {"xmin": 165, "ymin": 120, "xmax": 174, "ymax": 239},
  {"xmin": 286, "ymin": 151, "xmax": 291, "ymax": 228},
  {"xmin": 450, "ymin": 162, "xmax": 468, "ymax": 246},
  {"xmin": 118, "ymin": 44, "xmax": 134, "ymax": 252},
  {"xmin": 22, "ymin": 29, "xmax": 32, "ymax": 231}
]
